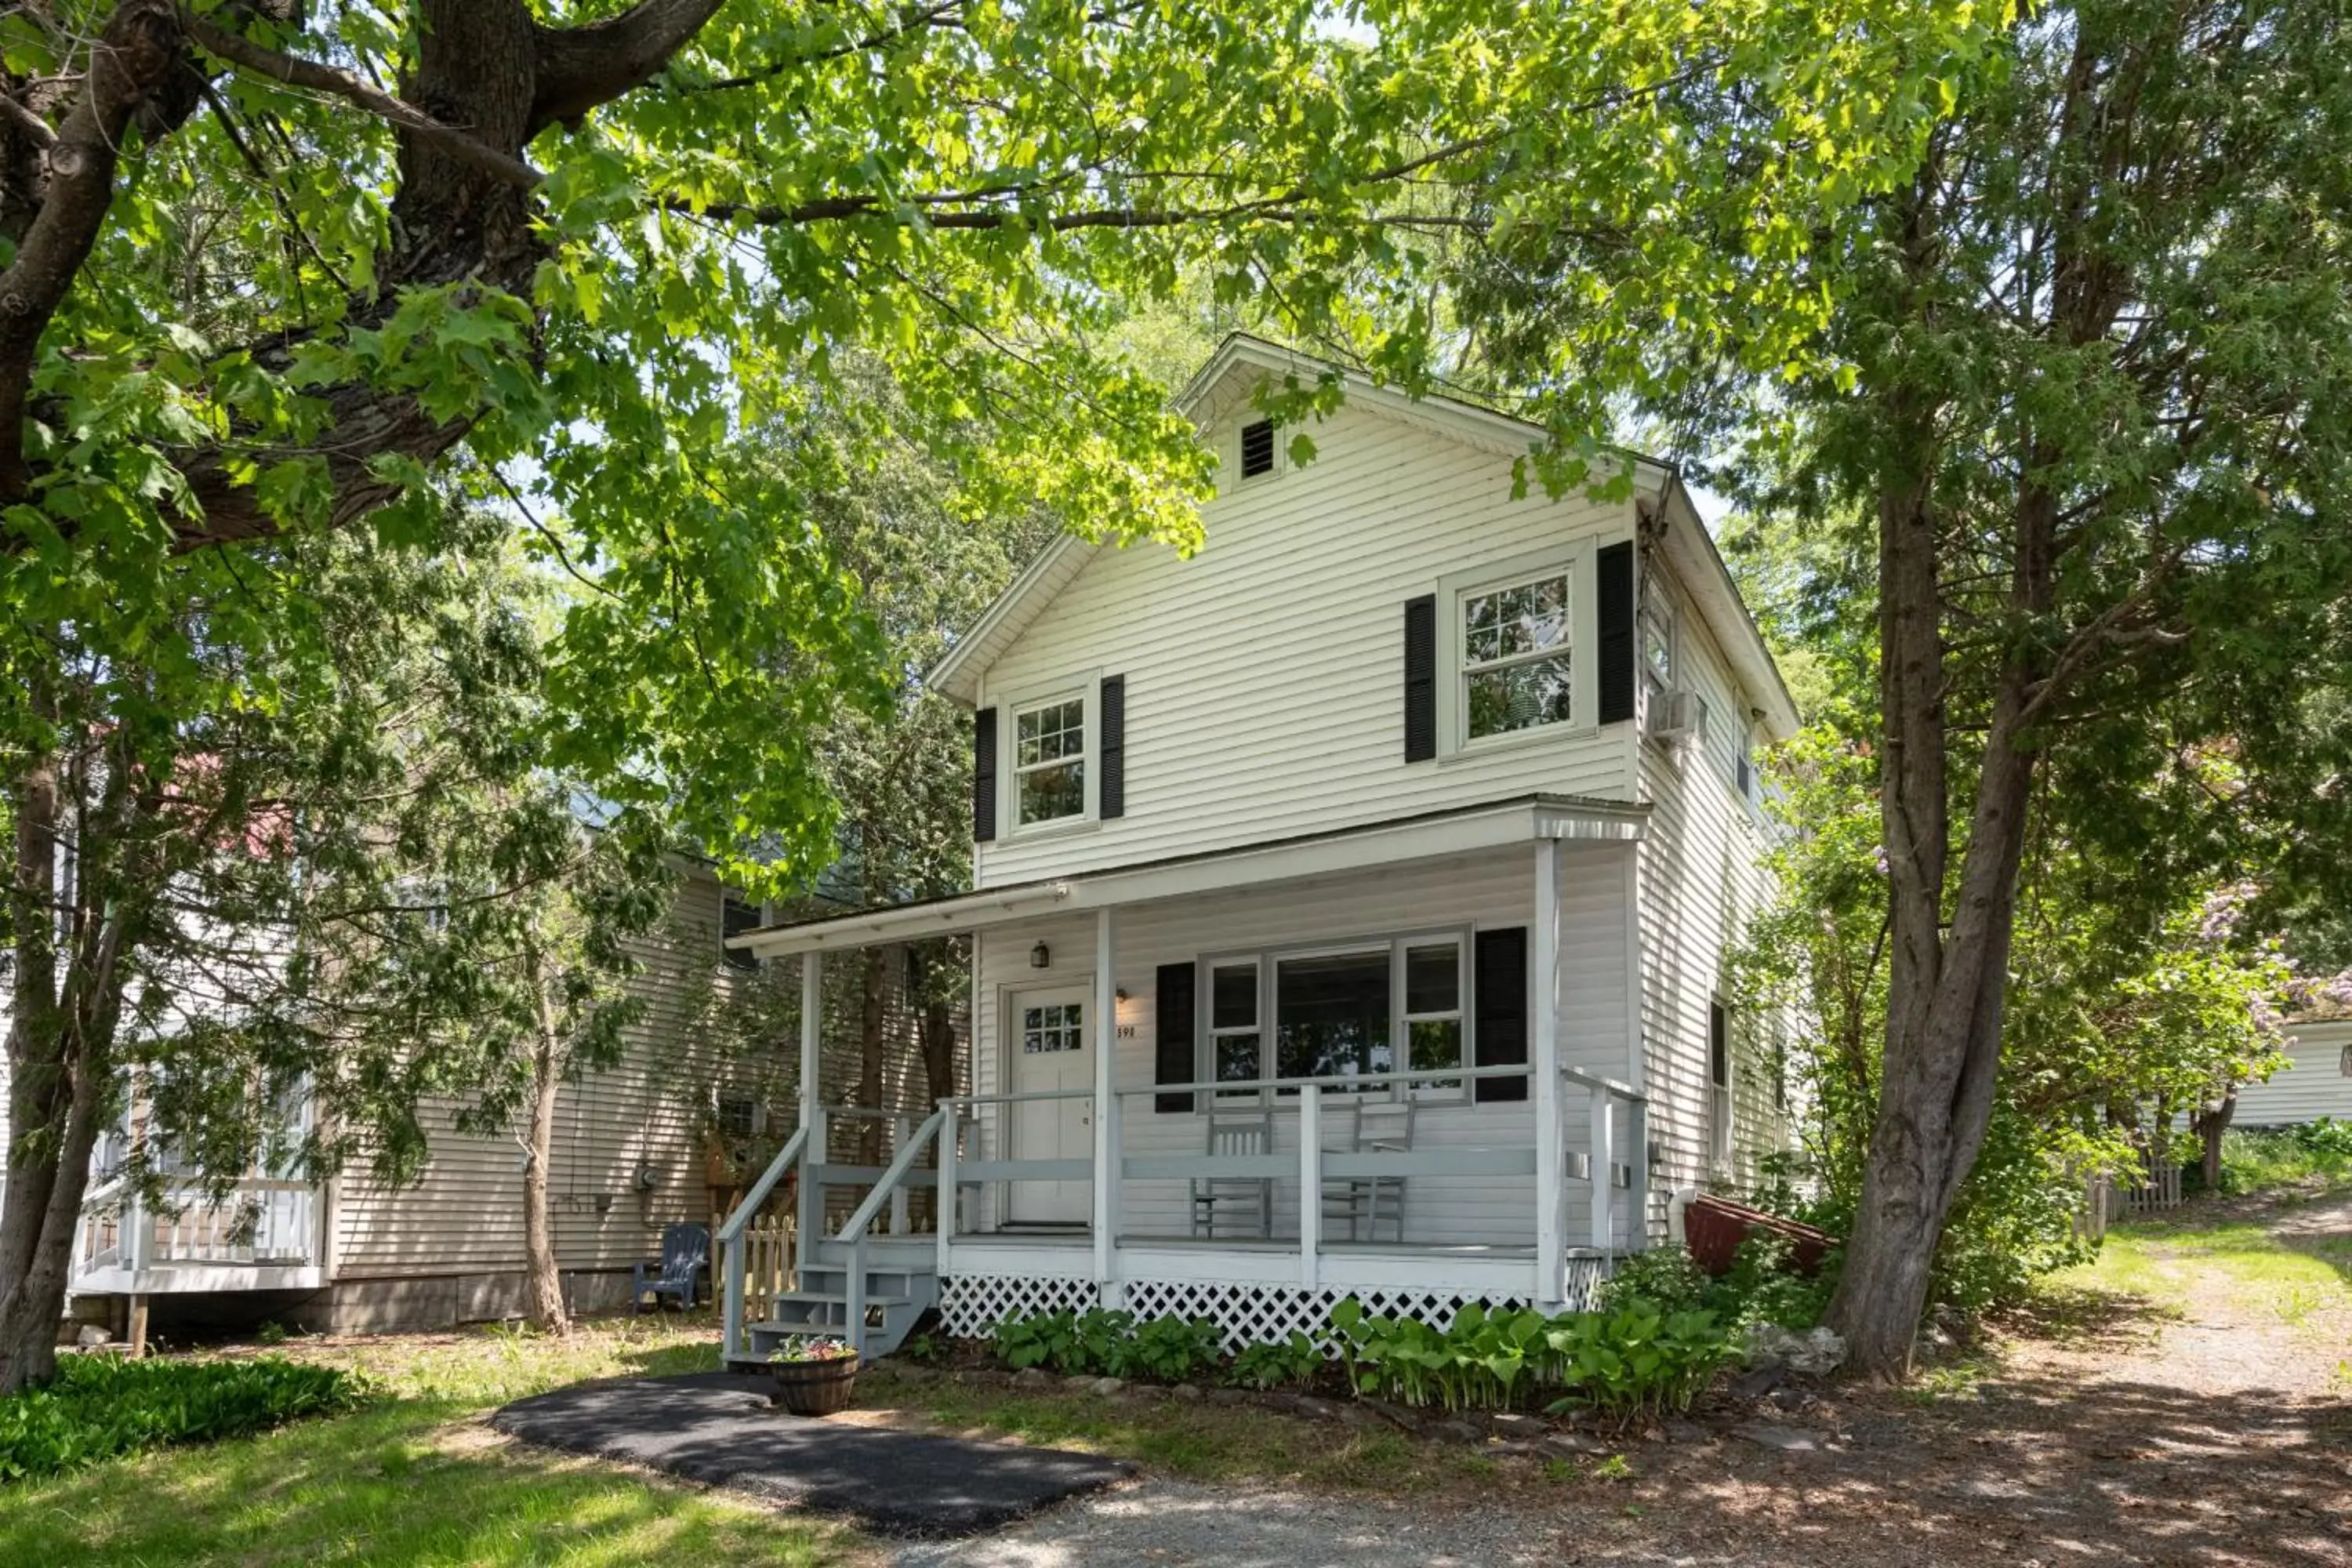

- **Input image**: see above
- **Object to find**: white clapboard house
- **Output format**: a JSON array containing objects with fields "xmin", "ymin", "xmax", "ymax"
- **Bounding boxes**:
[{"xmin": 719, "ymin": 336, "xmax": 1800, "ymax": 1363}]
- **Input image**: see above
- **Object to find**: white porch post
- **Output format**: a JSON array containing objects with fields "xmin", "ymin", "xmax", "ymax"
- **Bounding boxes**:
[
  {"xmin": 1532, "ymin": 840, "xmax": 1565, "ymax": 1309},
  {"xmin": 1298, "ymin": 1083, "xmax": 1322, "ymax": 1290},
  {"xmin": 797, "ymin": 950, "xmax": 824, "ymax": 1250},
  {"xmin": 1091, "ymin": 908, "xmax": 1120, "ymax": 1303},
  {"xmin": 1590, "ymin": 1087, "xmax": 1615, "ymax": 1253}
]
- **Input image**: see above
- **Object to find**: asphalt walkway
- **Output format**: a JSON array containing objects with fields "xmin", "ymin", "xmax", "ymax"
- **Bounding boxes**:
[{"xmin": 491, "ymin": 1370, "xmax": 1130, "ymax": 1537}]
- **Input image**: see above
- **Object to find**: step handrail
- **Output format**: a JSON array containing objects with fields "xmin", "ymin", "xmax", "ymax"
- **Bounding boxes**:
[
  {"xmin": 719, "ymin": 1123, "xmax": 809, "ymax": 1364},
  {"xmin": 834, "ymin": 1106, "xmax": 946, "ymax": 1357}
]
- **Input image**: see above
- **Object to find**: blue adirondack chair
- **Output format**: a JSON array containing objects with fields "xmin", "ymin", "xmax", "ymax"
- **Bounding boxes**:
[{"xmin": 633, "ymin": 1222, "xmax": 710, "ymax": 1313}]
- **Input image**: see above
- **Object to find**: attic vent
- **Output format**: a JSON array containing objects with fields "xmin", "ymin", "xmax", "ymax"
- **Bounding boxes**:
[{"xmin": 1239, "ymin": 419, "xmax": 1276, "ymax": 478}]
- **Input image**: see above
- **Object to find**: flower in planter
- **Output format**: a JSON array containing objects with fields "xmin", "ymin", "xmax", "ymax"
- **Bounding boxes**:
[{"xmin": 769, "ymin": 1336, "xmax": 858, "ymax": 1364}]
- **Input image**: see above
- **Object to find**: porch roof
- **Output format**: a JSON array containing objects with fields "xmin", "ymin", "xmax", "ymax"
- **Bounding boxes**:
[{"xmin": 728, "ymin": 791, "xmax": 1648, "ymax": 958}]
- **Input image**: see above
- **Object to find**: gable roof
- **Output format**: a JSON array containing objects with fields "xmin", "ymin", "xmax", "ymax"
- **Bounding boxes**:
[{"xmin": 927, "ymin": 336, "xmax": 1801, "ymax": 740}]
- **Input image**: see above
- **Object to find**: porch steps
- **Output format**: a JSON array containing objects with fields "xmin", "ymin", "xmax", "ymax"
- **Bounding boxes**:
[{"xmin": 735, "ymin": 1247, "xmax": 938, "ymax": 1364}]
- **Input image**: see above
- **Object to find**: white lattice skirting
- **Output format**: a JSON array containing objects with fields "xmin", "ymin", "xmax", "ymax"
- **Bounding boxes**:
[
  {"xmin": 939, "ymin": 1274, "xmax": 1102, "ymax": 1338},
  {"xmin": 942, "ymin": 1256, "xmax": 1613, "ymax": 1348}
]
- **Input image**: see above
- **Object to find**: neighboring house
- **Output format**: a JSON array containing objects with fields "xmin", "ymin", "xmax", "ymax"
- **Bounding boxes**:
[
  {"xmin": 57, "ymin": 866, "xmax": 942, "ymax": 1338},
  {"xmin": 2232, "ymin": 1008, "xmax": 2352, "ymax": 1128},
  {"xmin": 716, "ymin": 336, "xmax": 1802, "ymax": 1363}
]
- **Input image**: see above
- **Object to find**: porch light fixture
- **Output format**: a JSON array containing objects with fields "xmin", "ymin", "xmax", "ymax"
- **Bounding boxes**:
[{"xmin": 1029, "ymin": 941, "xmax": 1051, "ymax": 969}]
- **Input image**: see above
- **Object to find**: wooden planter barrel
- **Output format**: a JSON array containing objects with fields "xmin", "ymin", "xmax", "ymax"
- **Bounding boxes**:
[
  {"xmin": 1682, "ymin": 1194, "xmax": 1835, "ymax": 1277},
  {"xmin": 769, "ymin": 1352, "xmax": 860, "ymax": 1417}
]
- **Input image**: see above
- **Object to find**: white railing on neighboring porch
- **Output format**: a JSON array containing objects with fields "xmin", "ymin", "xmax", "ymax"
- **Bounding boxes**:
[{"xmin": 76, "ymin": 1174, "xmax": 320, "ymax": 1280}]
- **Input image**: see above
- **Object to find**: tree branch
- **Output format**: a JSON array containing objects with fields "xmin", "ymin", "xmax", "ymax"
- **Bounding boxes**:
[
  {"xmin": 185, "ymin": 13, "xmax": 543, "ymax": 189},
  {"xmin": 530, "ymin": 0, "xmax": 729, "ymax": 132}
]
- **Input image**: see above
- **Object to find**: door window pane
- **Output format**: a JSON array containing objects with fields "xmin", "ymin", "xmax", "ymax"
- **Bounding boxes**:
[{"xmin": 1022, "ymin": 1002, "xmax": 1083, "ymax": 1053}]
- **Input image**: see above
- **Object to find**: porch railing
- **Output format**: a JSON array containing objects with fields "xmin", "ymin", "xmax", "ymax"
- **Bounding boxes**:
[
  {"xmin": 718, "ymin": 1122, "xmax": 807, "ymax": 1363},
  {"xmin": 74, "ymin": 1174, "xmax": 320, "ymax": 1279},
  {"xmin": 720, "ymin": 1065, "xmax": 1651, "ymax": 1352}
]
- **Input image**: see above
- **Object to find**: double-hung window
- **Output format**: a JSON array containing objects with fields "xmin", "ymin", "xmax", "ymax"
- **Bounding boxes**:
[
  {"xmin": 1209, "ymin": 961, "xmax": 1262, "ymax": 1095},
  {"xmin": 1204, "ymin": 933, "xmax": 1469, "ymax": 1099},
  {"xmin": 1462, "ymin": 572, "xmax": 1574, "ymax": 741},
  {"xmin": 1401, "ymin": 941, "xmax": 1465, "ymax": 1092},
  {"xmin": 1640, "ymin": 580, "xmax": 1675, "ymax": 715},
  {"xmin": 1013, "ymin": 695, "xmax": 1087, "ymax": 826}
]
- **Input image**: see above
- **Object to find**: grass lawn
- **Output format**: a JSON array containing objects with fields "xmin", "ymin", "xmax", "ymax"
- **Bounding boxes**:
[
  {"xmin": 0, "ymin": 1316, "xmax": 872, "ymax": 1568},
  {"xmin": 2047, "ymin": 1196, "xmax": 2352, "ymax": 1338},
  {"xmin": 855, "ymin": 1363, "xmax": 1627, "ymax": 1494}
]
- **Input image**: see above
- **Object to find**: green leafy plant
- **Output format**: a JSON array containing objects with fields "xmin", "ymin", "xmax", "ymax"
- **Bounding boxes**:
[
  {"xmin": 1226, "ymin": 1331, "xmax": 1326, "ymax": 1390},
  {"xmin": 989, "ymin": 1310, "xmax": 1078, "ymax": 1373},
  {"xmin": 254, "ymin": 1322, "xmax": 290, "ymax": 1348},
  {"xmin": 0, "ymin": 1355, "xmax": 366, "ymax": 1483},
  {"xmin": 1127, "ymin": 1316, "xmax": 1224, "ymax": 1384},
  {"xmin": 1072, "ymin": 1309, "xmax": 1139, "ymax": 1377},
  {"xmin": 1330, "ymin": 1295, "xmax": 1735, "ymax": 1420}
]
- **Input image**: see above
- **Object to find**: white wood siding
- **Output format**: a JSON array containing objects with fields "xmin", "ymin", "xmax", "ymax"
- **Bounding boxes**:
[
  {"xmin": 967, "ymin": 847, "xmax": 1637, "ymax": 1250},
  {"xmin": 2231, "ymin": 1019, "xmax": 2352, "ymax": 1127},
  {"xmin": 974, "ymin": 401, "xmax": 1640, "ymax": 887},
  {"xmin": 1634, "ymin": 553, "xmax": 1792, "ymax": 1215}
]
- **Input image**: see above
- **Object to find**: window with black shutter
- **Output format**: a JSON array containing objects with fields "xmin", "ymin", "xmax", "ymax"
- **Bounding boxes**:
[
  {"xmin": 1472, "ymin": 927, "xmax": 1529, "ymax": 1103},
  {"xmin": 1597, "ymin": 540, "xmax": 1635, "ymax": 725},
  {"xmin": 1239, "ymin": 419, "xmax": 1276, "ymax": 478},
  {"xmin": 1155, "ymin": 962, "xmax": 1198, "ymax": 1112},
  {"xmin": 1098, "ymin": 674, "xmax": 1125, "ymax": 819},
  {"xmin": 1403, "ymin": 595, "xmax": 1437, "ymax": 762},
  {"xmin": 971, "ymin": 706, "xmax": 997, "ymax": 841}
]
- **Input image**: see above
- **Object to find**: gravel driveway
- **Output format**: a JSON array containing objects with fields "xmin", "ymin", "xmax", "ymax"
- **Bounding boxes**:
[{"xmin": 893, "ymin": 1189, "xmax": 2352, "ymax": 1568}]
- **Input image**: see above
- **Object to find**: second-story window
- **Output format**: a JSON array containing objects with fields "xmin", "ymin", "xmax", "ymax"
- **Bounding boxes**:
[
  {"xmin": 1463, "ymin": 572, "xmax": 1573, "ymax": 740},
  {"xmin": 1014, "ymin": 695, "xmax": 1087, "ymax": 826},
  {"xmin": 1640, "ymin": 580, "xmax": 1676, "ymax": 711}
]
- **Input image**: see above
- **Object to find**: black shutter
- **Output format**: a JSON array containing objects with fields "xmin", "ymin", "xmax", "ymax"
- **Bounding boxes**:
[
  {"xmin": 1474, "ymin": 927, "xmax": 1530, "ymax": 1104},
  {"xmin": 1099, "ymin": 674, "xmax": 1125, "ymax": 819},
  {"xmin": 1240, "ymin": 419, "xmax": 1276, "ymax": 477},
  {"xmin": 1155, "ymin": 962, "xmax": 1197, "ymax": 1113},
  {"xmin": 1597, "ymin": 541, "xmax": 1635, "ymax": 725},
  {"xmin": 1403, "ymin": 594, "xmax": 1437, "ymax": 762},
  {"xmin": 972, "ymin": 707, "xmax": 997, "ymax": 842}
]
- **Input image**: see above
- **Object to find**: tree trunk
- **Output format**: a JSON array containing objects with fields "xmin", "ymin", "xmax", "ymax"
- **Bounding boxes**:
[
  {"xmin": 0, "ymin": 746, "xmax": 118, "ymax": 1393},
  {"xmin": 2193, "ymin": 1087, "xmax": 2235, "ymax": 1193},
  {"xmin": 521, "ymin": 946, "xmax": 569, "ymax": 1335}
]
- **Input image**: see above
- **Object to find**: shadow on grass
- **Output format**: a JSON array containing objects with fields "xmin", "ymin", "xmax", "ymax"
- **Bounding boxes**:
[
  {"xmin": 1995, "ymin": 1280, "xmax": 2180, "ymax": 1345},
  {"xmin": 0, "ymin": 1393, "xmax": 853, "ymax": 1568}
]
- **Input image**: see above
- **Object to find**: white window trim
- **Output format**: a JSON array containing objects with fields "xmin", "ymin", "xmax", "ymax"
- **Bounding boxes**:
[
  {"xmin": 1708, "ymin": 997, "xmax": 1735, "ymax": 1174},
  {"xmin": 996, "ymin": 670, "xmax": 1105, "ymax": 840},
  {"xmin": 1195, "ymin": 927, "xmax": 1475, "ymax": 1104},
  {"xmin": 1639, "ymin": 573, "xmax": 1678, "ymax": 727},
  {"xmin": 1435, "ymin": 541, "xmax": 1600, "ymax": 760}
]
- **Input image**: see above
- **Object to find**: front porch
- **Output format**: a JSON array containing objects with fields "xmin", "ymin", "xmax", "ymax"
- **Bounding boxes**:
[{"xmin": 718, "ymin": 798, "xmax": 1659, "ymax": 1362}]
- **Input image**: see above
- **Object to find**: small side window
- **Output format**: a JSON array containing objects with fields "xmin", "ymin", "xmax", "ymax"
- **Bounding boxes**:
[{"xmin": 721, "ymin": 893, "xmax": 762, "ymax": 971}]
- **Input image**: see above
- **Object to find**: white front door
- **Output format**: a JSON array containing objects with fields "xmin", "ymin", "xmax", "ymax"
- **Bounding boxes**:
[{"xmin": 1009, "ymin": 986, "xmax": 1094, "ymax": 1225}]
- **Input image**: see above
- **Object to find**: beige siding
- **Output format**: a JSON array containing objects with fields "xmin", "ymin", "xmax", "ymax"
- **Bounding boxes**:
[
  {"xmin": 967, "ymin": 847, "xmax": 1639, "ymax": 1250},
  {"xmin": 2231, "ymin": 1020, "xmax": 2352, "ymax": 1127},
  {"xmin": 330, "ymin": 866, "xmax": 963, "ymax": 1290},
  {"xmin": 974, "ymin": 400, "xmax": 1641, "ymax": 888},
  {"xmin": 328, "ymin": 870, "xmax": 739, "ymax": 1282}
]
